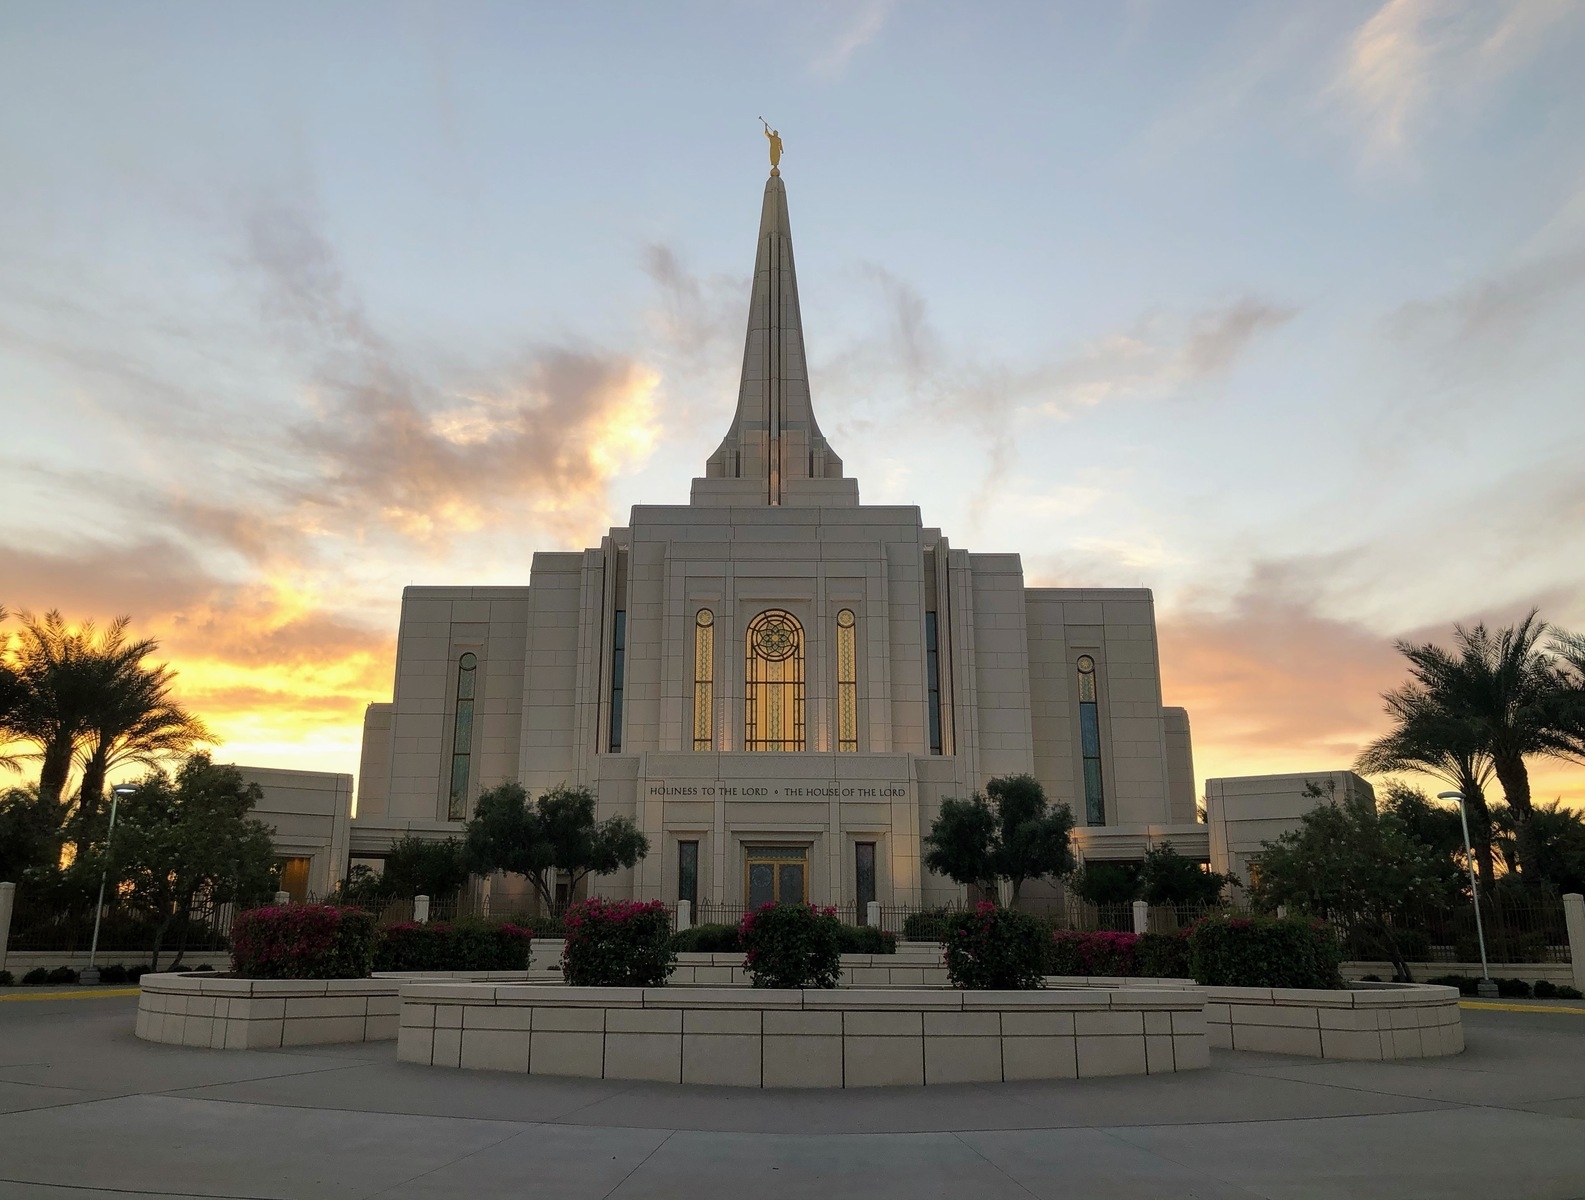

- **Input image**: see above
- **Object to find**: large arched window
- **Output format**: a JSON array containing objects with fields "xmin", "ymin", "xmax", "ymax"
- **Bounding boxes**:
[
  {"xmin": 836, "ymin": 609, "xmax": 857, "ymax": 752},
  {"xmin": 1077, "ymin": 655, "xmax": 1105, "ymax": 825},
  {"xmin": 693, "ymin": 609, "xmax": 714, "ymax": 751},
  {"xmin": 745, "ymin": 609, "xmax": 804, "ymax": 751},
  {"xmin": 448, "ymin": 652, "xmax": 477, "ymax": 820}
]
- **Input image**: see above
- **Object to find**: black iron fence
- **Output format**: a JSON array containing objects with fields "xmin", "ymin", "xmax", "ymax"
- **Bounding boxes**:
[
  {"xmin": 1333, "ymin": 896, "xmax": 1572, "ymax": 965},
  {"xmin": 5, "ymin": 893, "xmax": 236, "ymax": 956}
]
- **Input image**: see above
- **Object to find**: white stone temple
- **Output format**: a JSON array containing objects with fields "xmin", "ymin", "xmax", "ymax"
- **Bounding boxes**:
[{"xmin": 344, "ymin": 164, "xmax": 1214, "ymax": 912}]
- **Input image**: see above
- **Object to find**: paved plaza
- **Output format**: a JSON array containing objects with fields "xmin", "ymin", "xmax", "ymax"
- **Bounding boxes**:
[{"xmin": 0, "ymin": 993, "xmax": 1582, "ymax": 1199}]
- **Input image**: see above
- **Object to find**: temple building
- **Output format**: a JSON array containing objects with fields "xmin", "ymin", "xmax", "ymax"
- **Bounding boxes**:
[{"xmin": 345, "ymin": 163, "xmax": 1212, "ymax": 912}]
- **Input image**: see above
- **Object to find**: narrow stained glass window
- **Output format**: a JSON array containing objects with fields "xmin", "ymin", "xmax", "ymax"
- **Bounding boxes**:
[
  {"xmin": 925, "ymin": 612, "xmax": 943, "ymax": 754},
  {"xmin": 855, "ymin": 841, "xmax": 877, "ymax": 919},
  {"xmin": 1078, "ymin": 654, "xmax": 1105, "ymax": 825},
  {"xmin": 745, "ymin": 610, "xmax": 804, "ymax": 751},
  {"xmin": 608, "ymin": 610, "xmax": 626, "ymax": 752},
  {"xmin": 836, "ymin": 609, "xmax": 857, "ymax": 752},
  {"xmin": 693, "ymin": 610, "xmax": 714, "ymax": 751},
  {"xmin": 447, "ymin": 652, "xmax": 477, "ymax": 820}
]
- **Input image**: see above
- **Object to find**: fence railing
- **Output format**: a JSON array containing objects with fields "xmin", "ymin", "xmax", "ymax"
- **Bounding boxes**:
[
  {"xmin": 1332, "ymin": 896, "xmax": 1572, "ymax": 964},
  {"xmin": 5, "ymin": 894, "xmax": 237, "ymax": 955}
]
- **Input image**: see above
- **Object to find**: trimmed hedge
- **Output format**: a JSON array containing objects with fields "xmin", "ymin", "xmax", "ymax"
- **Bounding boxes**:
[
  {"xmin": 838, "ymin": 924, "xmax": 898, "ymax": 955},
  {"xmin": 944, "ymin": 902, "xmax": 1044, "ymax": 990},
  {"xmin": 670, "ymin": 922, "xmax": 742, "ymax": 953},
  {"xmin": 373, "ymin": 920, "xmax": 533, "ymax": 972},
  {"xmin": 231, "ymin": 905, "xmax": 378, "ymax": 980},
  {"xmin": 562, "ymin": 898, "xmax": 676, "ymax": 987},
  {"xmin": 902, "ymin": 908, "xmax": 954, "ymax": 942},
  {"xmin": 1188, "ymin": 915, "xmax": 1342, "ymax": 989},
  {"xmin": 740, "ymin": 903, "xmax": 843, "ymax": 989},
  {"xmin": 1045, "ymin": 929, "xmax": 1192, "ymax": 979}
]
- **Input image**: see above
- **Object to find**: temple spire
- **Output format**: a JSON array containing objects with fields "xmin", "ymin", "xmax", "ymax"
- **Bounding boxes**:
[{"xmin": 704, "ymin": 169, "xmax": 845, "ymax": 504}]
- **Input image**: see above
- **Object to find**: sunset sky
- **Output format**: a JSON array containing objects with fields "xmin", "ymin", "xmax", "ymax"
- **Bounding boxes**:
[{"xmin": 3, "ymin": 1, "xmax": 1584, "ymax": 808}]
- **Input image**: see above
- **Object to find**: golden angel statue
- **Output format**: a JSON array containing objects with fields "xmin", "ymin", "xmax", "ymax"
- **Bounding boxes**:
[{"xmin": 759, "ymin": 118, "xmax": 783, "ymax": 175}]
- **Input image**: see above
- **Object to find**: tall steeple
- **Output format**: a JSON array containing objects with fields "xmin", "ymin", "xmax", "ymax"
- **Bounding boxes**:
[{"xmin": 702, "ymin": 170, "xmax": 847, "ymax": 505}]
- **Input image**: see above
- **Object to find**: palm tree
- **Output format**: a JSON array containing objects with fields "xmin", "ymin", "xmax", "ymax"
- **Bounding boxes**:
[
  {"xmin": 2, "ymin": 611, "xmax": 207, "ymax": 822},
  {"xmin": 75, "ymin": 657, "xmax": 210, "ymax": 828},
  {"xmin": 1547, "ymin": 629, "xmax": 1585, "ymax": 765},
  {"xmin": 1356, "ymin": 682, "xmax": 1498, "ymax": 890},
  {"xmin": 1394, "ymin": 612, "xmax": 1576, "ymax": 874}
]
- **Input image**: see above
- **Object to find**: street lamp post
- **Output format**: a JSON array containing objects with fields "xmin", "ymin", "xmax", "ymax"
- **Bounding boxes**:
[
  {"xmin": 81, "ymin": 784, "xmax": 137, "ymax": 986},
  {"xmin": 1438, "ymin": 791, "xmax": 1497, "ymax": 999}
]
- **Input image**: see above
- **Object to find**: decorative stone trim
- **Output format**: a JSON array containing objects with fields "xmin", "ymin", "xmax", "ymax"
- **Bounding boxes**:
[
  {"xmin": 135, "ymin": 971, "xmax": 557, "ymax": 1050},
  {"xmin": 395, "ymin": 983, "xmax": 1210, "ymax": 1087}
]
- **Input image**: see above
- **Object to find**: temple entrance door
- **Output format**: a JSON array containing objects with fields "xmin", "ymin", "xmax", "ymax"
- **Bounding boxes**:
[{"xmin": 745, "ymin": 846, "xmax": 808, "ymax": 907}]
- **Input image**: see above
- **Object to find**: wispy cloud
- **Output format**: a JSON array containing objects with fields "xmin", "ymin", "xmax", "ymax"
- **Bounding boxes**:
[
  {"xmin": 1334, "ymin": 0, "xmax": 1577, "ymax": 164},
  {"xmin": 810, "ymin": 0, "xmax": 895, "ymax": 76}
]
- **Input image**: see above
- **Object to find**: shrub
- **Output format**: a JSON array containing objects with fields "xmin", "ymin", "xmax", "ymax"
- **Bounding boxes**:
[
  {"xmin": 0, "ymin": 970, "xmax": 13, "ymax": 986},
  {"xmin": 126, "ymin": 965, "xmax": 148, "ymax": 983},
  {"xmin": 373, "ymin": 920, "xmax": 533, "ymax": 972},
  {"xmin": 837, "ymin": 924, "xmax": 897, "ymax": 955},
  {"xmin": 23, "ymin": 967, "xmax": 49, "ymax": 985},
  {"xmin": 670, "ymin": 923, "xmax": 741, "ymax": 953},
  {"xmin": 739, "ymin": 903, "xmax": 843, "ymax": 989},
  {"xmin": 902, "ymin": 908, "xmax": 954, "ymax": 942},
  {"xmin": 495, "ymin": 911, "xmax": 564, "ymax": 939},
  {"xmin": 46, "ymin": 966, "xmax": 78, "ymax": 985},
  {"xmin": 98, "ymin": 964, "xmax": 128, "ymax": 984},
  {"xmin": 230, "ymin": 905, "xmax": 378, "ymax": 979},
  {"xmin": 1428, "ymin": 973, "xmax": 1479, "ymax": 996},
  {"xmin": 1188, "ymin": 915, "xmax": 1342, "ymax": 989},
  {"xmin": 1558, "ymin": 985, "xmax": 1583, "ymax": 1000},
  {"xmin": 1496, "ymin": 977, "xmax": 1532, "ymax": 999},
  {"xmin": 1533, "ymin": 978, "xmax": 1558, "ymax": 998},
  {"xmin": 561, "ymin": 898, "xmax": 675, "ymax": 987},
  {"xmin": 1138, "ymin": 930, "xmax": 1193, "ymax": 978},
  {"xmin": 944, "ymin": 902, "xmax": 1045, "ymax": 990}
]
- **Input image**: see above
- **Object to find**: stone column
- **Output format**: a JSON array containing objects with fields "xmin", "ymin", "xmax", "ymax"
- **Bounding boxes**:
[
  {"xmin": 676, "ymin": 900, "xmax": 692, "ymax": 932},
  {"xmin": 1564, "ymin": 893, "xmax": 1585, "ymax": 994},
  {"xmin": 274, "ymin": 891, "xmax": 291, "ymax": 906},
  {"xmin": 866, "ymin": 900, "xmax": 881, "ymax": 930},
  {"xmin": 0, "ymin": 882, "xmax": 15, "ymax": 973},
  {"xmin": 415, "ymin": 895, "xmax": 430, "ymax": 925},
  {"xmin": 1132, "ymin": 900, "xmax": 1149, "ymax": 935}
]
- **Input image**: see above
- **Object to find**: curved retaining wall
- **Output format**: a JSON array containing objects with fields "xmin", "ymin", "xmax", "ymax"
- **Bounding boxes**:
[
  {"xmin": 135, "ymin": 971, "xmax": 558, "ymax": 1050},
  {"xmin": 1044, "ymin": 977, "xmax": 1463, "ymax": 1060},
  {"xmin": 396, "ymin": 983, "xmax": 1210, "ymax": 1087}
]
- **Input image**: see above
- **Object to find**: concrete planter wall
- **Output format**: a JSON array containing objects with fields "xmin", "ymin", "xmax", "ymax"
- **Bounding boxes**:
[
  {"xmin": 1044, "ymin": 976, "xmax": 1463, "ymax": 1060},
  {"xmin": 396, "ymin": 983, "xmax": 1210, "ymax": 1087},
  {"xmin": 135, "ymin": 971, "xmax": 557, "ymax": 1050}
]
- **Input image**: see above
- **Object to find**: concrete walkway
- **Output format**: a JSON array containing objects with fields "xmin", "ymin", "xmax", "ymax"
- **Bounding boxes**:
[{"xmin": 0, "ymin": 994, "xmax": 1582, "ymax": 1199}]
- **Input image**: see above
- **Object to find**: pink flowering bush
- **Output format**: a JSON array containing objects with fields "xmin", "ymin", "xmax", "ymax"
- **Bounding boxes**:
[
  {"xmin": 738, "ymin": 903, "xmax": 843, "ymax": 989},
  {"xmin": 943, "ymin": 901, "xmax": 1044, "ymax": 990},
  {"xmin": 231, "ymin": 905, "xmax": 377, "ymax": 979},
  {"xmin": 1047, "ymin": 929, "xmax": 1193, "ymax": 978},
  {"xmin": 561, "ymin": 898, "xmax": 675, "ymax": 987}
]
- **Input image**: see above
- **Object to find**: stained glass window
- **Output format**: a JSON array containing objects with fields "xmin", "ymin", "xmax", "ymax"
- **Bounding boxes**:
[
  {"xmin": 608, "ymin": 610, "xmax": 626, "ymax": 752},
  {"xmin": 678, "ymin": 841, "xmax": 699, "ymax": 908},
  {"xmin": 836, "ymin": 609, "xmax": 857, "ymax": 752},
  {"xmin": 1078, "ymin": 654, "xmax": 1105, "ymax": 824},
  {"xmin": 855, "ymin": 841, "xmax": 877, "ymax": 918},
  {"xmin": 745, "ymin": 610, "xmax": 804, "ymax": 751},
  {"xmin": 447, "ymin": 653, "xmax": 477, "ymax": 820},
  {"xmin": 693, "ymin": 610, "xmax": 714, "ymax": 751},
  {"xmin": 925, "ymin": 612, "xmax": 943, "ymax": 754}
]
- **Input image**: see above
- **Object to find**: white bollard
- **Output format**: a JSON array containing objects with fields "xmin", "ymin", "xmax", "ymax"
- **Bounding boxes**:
[
  {"xmin": 0, "ymin": 882, "xmax": 15, "ymax": 973},
  {"xmin": 274, "ymin": 891, "xmax": 291, "ymax": 906},
  {"xmin": 1132, "ymin": 899, "xmax": 1149, "ymax": 935},
  {"xmin": 866, "ymin": 900, "xmax": 882, "ymax": 930},
  {"xmin": 1564, "ymin": 893, "xmax": 1585, "ymax": 994},
  {"xmin": 414, "ymin": 894, "xmax": 430, "ymax": 925},
  {"xmin": 676, "ymin": 899, "xmax": 692, "ymax": 931},
  {"xmin": 1276, "ymin": 905, "xmax": 1287, "ymax": 920}
]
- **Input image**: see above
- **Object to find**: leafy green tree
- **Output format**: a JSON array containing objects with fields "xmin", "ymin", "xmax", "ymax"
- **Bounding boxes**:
[
  {"xmin": 1252, "ymin": 781, "xmax": 1445, "ymax": 982},
  {"xmin": 342, "ymin": 835, "xmax": 471, "ymax": 905},
  {"xmin": 923, "ymin": 774, "xmax": 1076, "ymax": 904},
  {"xmin": 462, "ymin": 782, "xmax": 648, "ymax": 914},
  {"xmin": 0, "ymin": 785, "xmax": 67, "ymax": 881},
  {"xmin": 1067, "ymin": 861, "xmax": 1140, "ymax": 905},
  {"xmin": 1138, "ymin": 842, "xmax": 1238, "ymax": 906},
  {"xmin": 91, "ymin": 755, "xmax": 277, "ymax": 970},
  {"xmin": 1491, "ymin": 800, "xmax": 1585, "ymax": 895},
  {"xmin": 1378, "ymin": 782, "xmax": 1466, "ymax": 901}
]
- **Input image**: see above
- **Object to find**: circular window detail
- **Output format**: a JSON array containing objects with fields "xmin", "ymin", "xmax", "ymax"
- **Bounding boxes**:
[{"xmin": 753, "ymin": 615, "xmax": 799, "ymax": 661}]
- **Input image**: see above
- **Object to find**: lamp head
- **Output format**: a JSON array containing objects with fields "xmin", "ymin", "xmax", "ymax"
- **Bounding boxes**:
[
  {"xmin": 1436, "ymin": 791, "xmax": 1463, "ymax": 802},
  {"xmin": 112, "ymin": 785, "xmax": 138, "ymax": 797}
]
